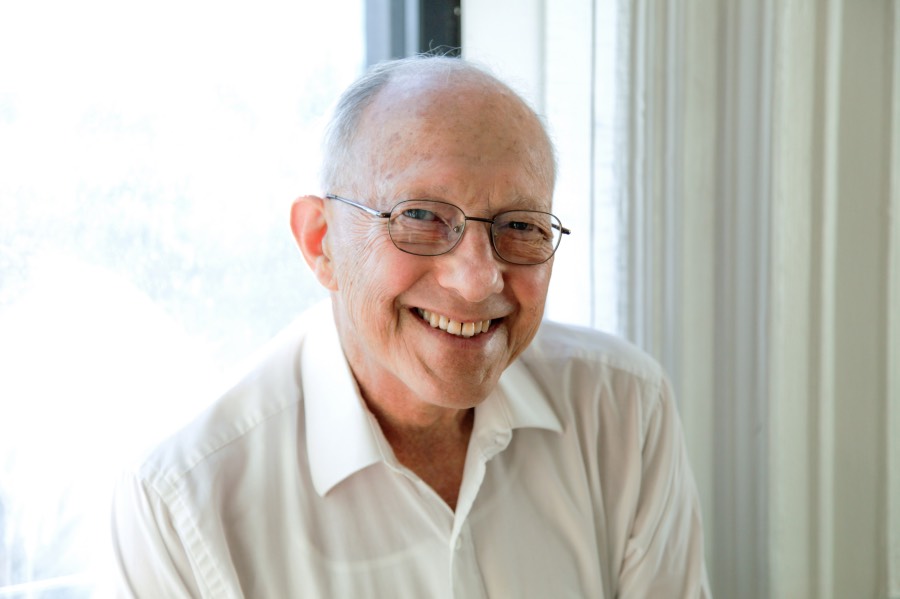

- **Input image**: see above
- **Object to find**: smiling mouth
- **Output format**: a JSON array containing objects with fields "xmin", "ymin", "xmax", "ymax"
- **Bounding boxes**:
[{"xmin": 415, "ymin": 308, "xmax": 493, "ymax": 338}]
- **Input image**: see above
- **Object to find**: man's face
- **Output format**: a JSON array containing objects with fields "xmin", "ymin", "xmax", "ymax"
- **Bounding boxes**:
[{"xmin": 325, "ymin": 76, "xmax": 555, "ymax": 413}]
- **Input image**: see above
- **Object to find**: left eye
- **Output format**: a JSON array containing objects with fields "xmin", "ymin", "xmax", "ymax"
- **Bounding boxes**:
[
  {"xmin": 507, "ymin": 221, "xmax": 534, "ymax": 231},
  {"xmin": 402, "ymin": 208, "xmax": 437, "ymax": 221}
]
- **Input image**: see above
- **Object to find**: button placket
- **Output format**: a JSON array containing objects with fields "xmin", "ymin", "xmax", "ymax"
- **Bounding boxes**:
[{"xmin": 448, "ymin": 523, "xmax": 487, "ymax": 599}]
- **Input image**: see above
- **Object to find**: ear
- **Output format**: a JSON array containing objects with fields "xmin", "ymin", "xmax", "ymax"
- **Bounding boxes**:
[{"xmin": 290, "ymin": 195, "xmax": 338, "ymax": 291}]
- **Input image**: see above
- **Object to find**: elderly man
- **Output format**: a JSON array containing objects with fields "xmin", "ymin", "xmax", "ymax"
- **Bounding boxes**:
[{"xmin": 112, "ymin": 56, "xmax": 710, "ymax": 597}]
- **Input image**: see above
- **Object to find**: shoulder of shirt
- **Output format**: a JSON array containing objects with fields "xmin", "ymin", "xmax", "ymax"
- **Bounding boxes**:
[
  {"xmin": 523, "ymin": 319, "xmax": 668, "ymax": 393},
  {"xmin": 128, "ymin": 303, "xmax": 328, "ymax": 493}
]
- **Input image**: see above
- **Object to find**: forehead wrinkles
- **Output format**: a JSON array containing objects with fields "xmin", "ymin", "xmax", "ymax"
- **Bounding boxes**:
[{"xmin": 351, "ymin": 79, "xmax": 553, "ymax": 200}]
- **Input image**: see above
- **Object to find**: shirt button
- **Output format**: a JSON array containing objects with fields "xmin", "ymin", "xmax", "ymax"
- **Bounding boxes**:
[{"xmin": 455, "ymin": 536, "xmax": 463, "ymax": 551}]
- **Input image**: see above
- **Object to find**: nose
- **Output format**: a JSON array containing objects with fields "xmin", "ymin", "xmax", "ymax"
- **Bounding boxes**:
[{"xmin": 435, "ymin": 221, "xmax": 504, "ymax": 302}]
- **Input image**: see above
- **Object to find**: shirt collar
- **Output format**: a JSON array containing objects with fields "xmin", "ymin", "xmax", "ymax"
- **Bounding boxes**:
[
  {"xmin": 301, "ymin": 303, "xmax": 384, "ymax": 497},
  {"xmin": 492, "ymin": 358, "xmax": 563, "ymax": 434},
  {"xmin": 302, "ymin": 306, "xmax": 563, "ymax": 497}
]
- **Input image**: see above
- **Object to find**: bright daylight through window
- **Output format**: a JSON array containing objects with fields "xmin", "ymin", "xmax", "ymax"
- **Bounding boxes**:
[
  {"xmin": 0, "ymin": 0, "xmax": 623, "ymax": 595},
  {"xmin": 0, "ymin": 1, "xmax": 362, "ymax": 595}
]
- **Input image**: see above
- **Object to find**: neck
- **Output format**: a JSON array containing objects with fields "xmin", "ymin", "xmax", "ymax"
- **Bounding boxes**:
[{"xmin": 363, "ymin": 391, "xmax": 474, "ymax": 511}]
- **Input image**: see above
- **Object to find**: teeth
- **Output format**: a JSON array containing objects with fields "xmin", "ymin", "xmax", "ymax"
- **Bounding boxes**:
[{"xmin": 416, "ymin": 309, "xmax": 492, "ymax": 338}]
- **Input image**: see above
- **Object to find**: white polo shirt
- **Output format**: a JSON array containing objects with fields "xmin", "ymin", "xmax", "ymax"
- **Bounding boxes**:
[{"xmin": 112, "ymin": 301, "xmax": 710, "ymax": 598}]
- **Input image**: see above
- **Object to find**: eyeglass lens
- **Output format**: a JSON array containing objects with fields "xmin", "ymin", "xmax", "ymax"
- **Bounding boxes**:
[{"xmin": 388, "ymin": 200, "xmax": 562, "ymax": 265}]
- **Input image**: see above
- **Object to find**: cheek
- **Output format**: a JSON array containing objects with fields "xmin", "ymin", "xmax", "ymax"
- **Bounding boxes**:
[
  {"xmin": 329, "ymin": 217, "xmax": 385, "ymax": 283},
  {"xmin": 335, "ymin": 235, "xmax": 387, "ymax": 300},
  {"xmin": 520, "ymin": 264, "xmax": 552, "ymax": 306},
  {"xmin": 511, "ymin": 266, "xmax": 553, "ymax": 332},
  {"xmin": 332, "ymin": 230, "xmax": 418, "ymax": 326}
]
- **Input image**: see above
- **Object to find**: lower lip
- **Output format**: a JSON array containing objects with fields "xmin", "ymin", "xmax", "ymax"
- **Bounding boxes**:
[{"xmin": 411, "ymin": 309, "xmax": 499, "ymax": 344}]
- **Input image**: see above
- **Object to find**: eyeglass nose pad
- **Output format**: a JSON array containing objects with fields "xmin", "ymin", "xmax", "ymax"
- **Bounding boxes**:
[{"xmin": 452, "ymin": 224, "xmax": 464, "ymax": 234}]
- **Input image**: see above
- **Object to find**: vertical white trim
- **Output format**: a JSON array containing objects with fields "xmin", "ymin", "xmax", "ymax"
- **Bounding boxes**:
[
  {"xmin": 588, "ymin": 0, "xmax": 598, "ymax": 329},
  {"xmin": 591, "ymin": 0, "xmax": 626, "ymax": 333}
]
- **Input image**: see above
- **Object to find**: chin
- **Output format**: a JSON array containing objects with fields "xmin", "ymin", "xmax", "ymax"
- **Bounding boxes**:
[{"xmin": 412, "ymin": 368, "xmax": 501, "ymax": 409}]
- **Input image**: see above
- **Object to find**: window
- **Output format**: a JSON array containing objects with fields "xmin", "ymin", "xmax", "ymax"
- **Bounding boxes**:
[
  {"xmin": 463, "ymin": 0, "xmax": 624, "ymax": 334},
  {"xmin": 0, "ymin": 1, "xmax": 364, "ymax": 595}
]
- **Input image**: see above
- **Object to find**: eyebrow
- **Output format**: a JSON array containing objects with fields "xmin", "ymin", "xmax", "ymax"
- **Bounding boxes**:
[{"xmin": 395, "ymin": 188, "xmax": 550, "ymax": 212}]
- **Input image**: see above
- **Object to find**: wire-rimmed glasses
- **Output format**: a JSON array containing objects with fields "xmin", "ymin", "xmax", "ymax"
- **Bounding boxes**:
[{"xmin": 325, "ymin": 194, "xmax": 570, "ymax": 265}]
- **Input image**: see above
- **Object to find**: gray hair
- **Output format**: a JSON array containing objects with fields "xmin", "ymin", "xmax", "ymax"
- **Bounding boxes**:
[{"xmin": 318, "ymin": 55, "xmax": 557, "ymax": 194}]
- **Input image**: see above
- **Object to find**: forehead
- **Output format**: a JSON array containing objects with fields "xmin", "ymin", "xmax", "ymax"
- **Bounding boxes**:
[{"xmin": 351, "ymin": 74, "xmax": 554, "ymax": 208}]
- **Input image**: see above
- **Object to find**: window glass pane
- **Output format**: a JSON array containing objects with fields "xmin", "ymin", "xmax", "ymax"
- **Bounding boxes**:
[
  {"xmin": 0, "ymin": 1, "xmax": 363, "ymax": 594},
  {"xmin": 542, "ymin": 0, "xmax": 622, "ymax": 334}
]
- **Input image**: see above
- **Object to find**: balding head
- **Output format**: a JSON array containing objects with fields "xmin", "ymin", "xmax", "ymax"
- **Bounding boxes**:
[{"xmin": 319, "ymin": 56, "xmax": 557, "ymax": 199}]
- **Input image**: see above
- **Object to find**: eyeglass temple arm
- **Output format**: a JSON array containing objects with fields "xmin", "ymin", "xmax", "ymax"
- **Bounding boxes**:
[
  {"xmin": 324, "ymin": 194, "xmax": 391, "ymax": 218},
  {"xmin": 554, "ymin": 223, "xmax": 572, "ymax": 235}
]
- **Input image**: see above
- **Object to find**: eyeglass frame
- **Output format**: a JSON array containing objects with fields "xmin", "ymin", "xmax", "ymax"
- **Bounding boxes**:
[{"xmin": 324, "ymin": 193, "xmax": 571, "ymax": 265}]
